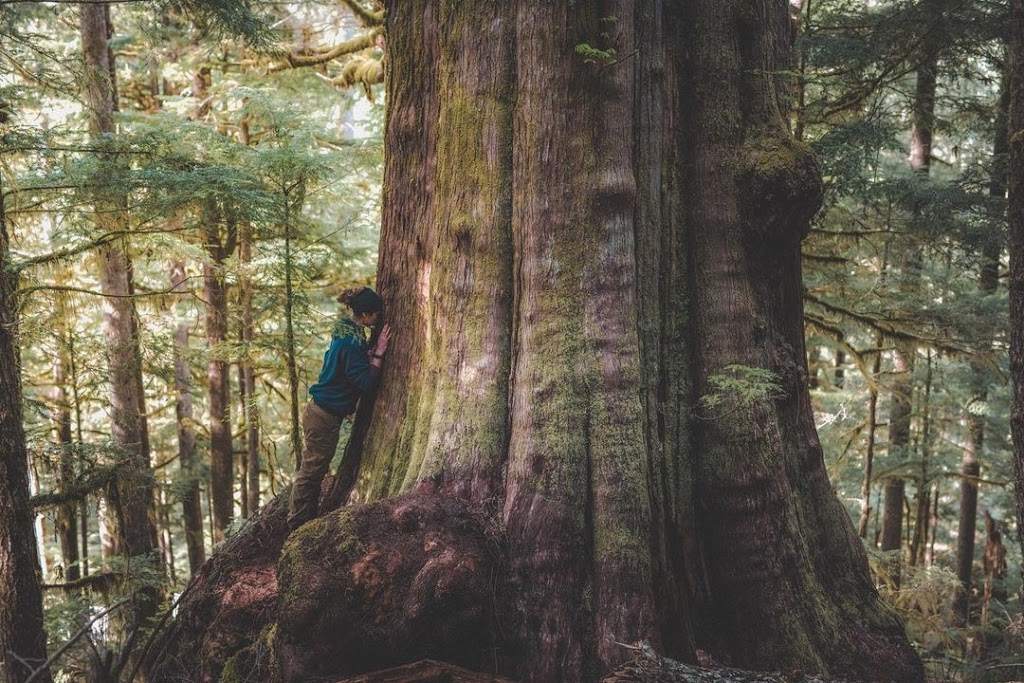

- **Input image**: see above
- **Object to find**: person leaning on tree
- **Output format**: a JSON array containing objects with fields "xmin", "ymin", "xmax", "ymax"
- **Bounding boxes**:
[{"xmin": 287, "ymin": 286, "xmax": 391, "ymax": 530}]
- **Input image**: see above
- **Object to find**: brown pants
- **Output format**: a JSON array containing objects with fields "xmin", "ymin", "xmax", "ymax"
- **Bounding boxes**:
[{"xmin": 287, "ymin": 401, "xmax": 344, "ymax": 528}]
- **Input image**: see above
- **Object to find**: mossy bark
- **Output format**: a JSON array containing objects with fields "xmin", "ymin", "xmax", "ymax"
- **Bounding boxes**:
[
  {"xmin": 203, "ymin": 201, "xmax": 236, "ymax": 543},
  {"xmin": 337, "ymin": 1, "xmax": 924, "ymax": 681},
  {"xmin": 0, "ymin": 149, "xmax": 53, "ymax": 683}
]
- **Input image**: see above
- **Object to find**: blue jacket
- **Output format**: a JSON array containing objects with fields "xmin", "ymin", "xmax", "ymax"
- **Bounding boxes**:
[{"xmin": 308, "ymin": 317, "xmax": 379, "ymax": 417}]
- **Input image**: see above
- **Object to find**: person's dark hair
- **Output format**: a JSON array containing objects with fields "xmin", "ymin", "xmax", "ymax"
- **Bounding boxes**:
[{"xmin": 337, "ymin": 286, "xmax": 382, "ymax": 316}]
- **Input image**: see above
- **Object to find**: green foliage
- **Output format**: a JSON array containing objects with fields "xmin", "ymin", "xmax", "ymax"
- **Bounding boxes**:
[
  {"xmin": 699, "ymin": 365, "xmax": 784, "ymax": 415},
  {"xmin": 574, "ymin": 42, "xmax": 617, "ymax": 64},
  {"xmin": 2, "ymin": 1, "xmax": 384, "ymax": 673}
]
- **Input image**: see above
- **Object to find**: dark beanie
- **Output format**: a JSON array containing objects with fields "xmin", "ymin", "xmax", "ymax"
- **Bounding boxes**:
[{"xmin": 339, "ymin": 286, "xmax": 382, "ymax": 315}]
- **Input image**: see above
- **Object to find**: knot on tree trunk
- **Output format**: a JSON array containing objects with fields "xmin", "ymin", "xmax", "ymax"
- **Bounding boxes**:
[{"xmin": 739, "ymin": 132, "xmax": 823, "ymax": 246}]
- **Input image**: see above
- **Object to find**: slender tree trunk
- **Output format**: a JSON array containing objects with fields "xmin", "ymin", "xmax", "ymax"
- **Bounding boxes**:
[
  {"xmin": 80, "ymin": 499, "xmax": 90, "ymax": 578},
  {"xmin": 909, "ymin": 351, "xmax": 933, "ymax": 567},
  {"xmin": 52, "ymin": 306, "xmax": 81, "ymax": 583},
  {"xmin": 0, "ymin": 146, "xmax": 53, "ymax": 683},
  {"xmin": 859, "ymin": 338, "xmax": 883, "ymax": 539},
  {"xmin": 170, "ymin": 261, "xmax": 206, "ymax": 573},
  {"xmin": 952, "ymin": 77, "xmax": 1009, "ymax": 624},
  {"xmin": 239, "ymin": 216, "xmax": 260, "ymax": 515},
  {"xmin": 80, "ymin": 1, "xmax": 160, "ymax": 618},
  {"xmin": 834, "ymin": 347, "xmax": 846, "ymax": 389},
  {"xmin": 1008, "ymin": 0, "xmax": 1024, "ymax": 614},
  {"xmin": 881, "ymin": 351, "xmax": 914, "ymax": 554},
  {"xmin": 158, "ymin": 484, "xmax": 177, "ymax": 585},
  {"xmin": 881, "ymin": 46, "xmax": 939, "ymax": 559},
  {"xmin": 68, "ymin": 327, "xmax": 90, "ymax": 578},
  {"xmin": 982, "ymin": 510, "xmax": 1007, "ymax": 610},
  {"xmin": 203, "ymin": 203, "xmax": 236, "ymax": 543},
  {"xmin": 928, "ymin": 483, "xmax": 939, "ymax": 566},
  {"xmin": 237, "ymin": 363, "xmax": 249, "ymax": 520},
  {"xmin": 282, "ymin": 200, "xmax": 302, "ymax": 471}
]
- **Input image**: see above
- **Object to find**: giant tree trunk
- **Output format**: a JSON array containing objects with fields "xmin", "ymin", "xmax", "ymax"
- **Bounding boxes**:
[
  {"xmin": 80, "ymin": 1, "xmax": 160, "ymax": 610},
  {"xmin": 351, "ymin": 1, "xmax": 920, "ymax": 681},
  {"xmin": 0, "ymin": 145, "xmax": 53, "ymax": 683},
  {"xmin": 1009, "ymin": 0, "xmax": 1024, "ymax": 614},
  {"xmin": 148, "ymin": 3, "xmax": 923, "ymax": 682},
  {"xmin": 203, "ymin": 203, "xmax": 236, "ymax": 543}
]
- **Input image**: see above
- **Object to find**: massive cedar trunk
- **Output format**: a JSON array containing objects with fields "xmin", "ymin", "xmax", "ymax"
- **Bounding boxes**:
[
  {"xmin": 1009, "ymin": 0, "xmax": 1024, "ymax": 614},
  {"xmin": 80, "ymin": 0, "xmax": 159, "ymax": 591},
  {"xmin": 0, "ymin": 152, "xmax": 53, "ymax": 683},
  {"xmin": 148, "ymin": 2, "xmax": 923, "ymax": 682},
  {"xmin": 349, "ymin": 1, "xmax": 920, "ymax": 680},
  {"xmin": 203, "ymin": 202, "xmax": 236, "ymax": 542},
  {"xmin": 171, "ymin": 260, "xmax": 206, "ymax": 572}
]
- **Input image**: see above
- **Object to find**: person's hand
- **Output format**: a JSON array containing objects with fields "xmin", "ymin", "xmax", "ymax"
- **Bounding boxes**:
[{"xmin": 372, "ymin": 324, "xmax": 392, "ymax": 358}]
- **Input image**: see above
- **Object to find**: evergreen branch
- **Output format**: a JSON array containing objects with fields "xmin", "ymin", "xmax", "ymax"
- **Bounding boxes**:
[
  {"xmin": 272, "ymin": 29, "xmax": 381, "ymax": 71},
  {"xmin": 802, "ymin": 251, "xmax": 852, "ymax": 264},
  {"xmin": 339, "ymin": 0, "xmax": 384, "ymax": 27},
  {"xmin": 29, "ymin": 463, "xmax": 124, "ymax": 509},
  {"xmin": 13, "ymin": 224, "xmax": 191, "ymax": 272},
  {"xmin": 804, "ymin": 290, "xmax": 970, "ymax": 355},
  {"xmin": 0, "ymin": 47, "xmax": 51, "ymax": 89},
  {"xmin": 804, "ymin": 312, "xmax": 880, "ymax": 391},
  {"xmin": 19, "ymin": 283, "xmax": 193, "ymax": 300},
  {"xmin": 42, "ymin": 572, "xmax": 121, "ymax": 592}
]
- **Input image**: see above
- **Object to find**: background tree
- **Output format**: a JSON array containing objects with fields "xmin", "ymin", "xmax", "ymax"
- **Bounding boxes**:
[
  {"xmin": 1010, "ymin": 0, "xmax": 1024, "ymax": 616},
  {"xmin": 0, "ymin": 135, "xmax": 53, "ymax": 683}
]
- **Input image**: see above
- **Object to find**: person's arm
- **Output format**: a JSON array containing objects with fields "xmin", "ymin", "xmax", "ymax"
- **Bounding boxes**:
[
  {"xmin": 343, "ymin": 341, "xmax": 380, "ymax": 394},
  {"xmin": 344, "ymin": 324, "xmax": 392, "ymax": 393}
]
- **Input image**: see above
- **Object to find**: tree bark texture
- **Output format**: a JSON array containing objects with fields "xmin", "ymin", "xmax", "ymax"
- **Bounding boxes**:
[
  {"xmin": 171, "ymin": 260, "xmax": 206, "ymax": 573},
  {"xmin": 283, "ymin": 211, "xmax": 302, "ymax": 471},
  {"xmin": 203, "ymin": 203, "xmax": 236, "ymax": 543},
  {"xmin": 858, "ymin": 339, "xmax": 882, "ymax": 539},
  {"xmin": 952, "ymin": 77, "xmax": 1009, "ymax": 623},
  {"xmin": 240, "ymin": 220, "xmax": 261, "ymax": 515},
  {"xmin": 0, "ymin": 149, "xmax": 53, "ymax": 683},
  {"xmin": 53, "ymin": 317, "xmax": 81, "ymax": 583},
  {"xmin": 345, "ymin": 1, "xmax": 922, "ymax": 681},
  {"xmin": 909, "ymin": 352, "xmax": 932, "ymax": 568},
  {"xmin": 1009, "ymin": 0, "xmax": 1024, "ymax": 614},
  {"xmin": 80, "ymin": 0, "xmax": 159, "ymax": 579}
]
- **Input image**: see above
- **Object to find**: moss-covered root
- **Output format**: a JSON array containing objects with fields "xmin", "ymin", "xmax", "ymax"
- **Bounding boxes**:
[
  {"xmin": 144, "ymin": 495, "xmax": 290, "ymax": 683},
  {"xmin": 274, "ymin": 493, "xmax": 505, "ymax": 682}
]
